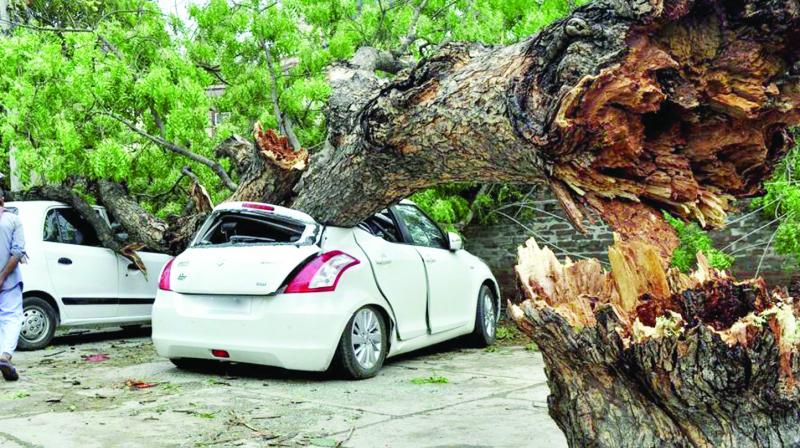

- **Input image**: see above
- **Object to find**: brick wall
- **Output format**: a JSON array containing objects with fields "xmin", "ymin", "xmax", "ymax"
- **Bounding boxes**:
[{"xmin": 463, "ymin": 192, "xmax": 799, "ymax": 299}]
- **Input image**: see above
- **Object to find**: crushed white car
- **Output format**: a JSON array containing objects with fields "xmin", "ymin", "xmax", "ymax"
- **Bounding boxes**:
[
  {"xmin": 152, "ymin": 200, "xmax": 500, "ymax": 379},
  {"xmin": 6, "ymin": 201, "xmax": 172, "ymax": 349}
]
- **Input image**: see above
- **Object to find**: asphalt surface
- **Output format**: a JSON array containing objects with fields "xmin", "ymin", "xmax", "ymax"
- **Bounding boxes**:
[{"xmin": 0, "ymin": 327, "xmax": 566, "ymax": 448}]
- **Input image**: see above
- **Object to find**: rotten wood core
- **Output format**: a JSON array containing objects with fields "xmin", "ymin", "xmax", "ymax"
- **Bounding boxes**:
[
  {"xmin": 549, "ymin": 17, "xmax": 800, "ymax": 239},
  {"xmin": 510, "ymin": 237, "xmax": 800, "ymax": 447}
]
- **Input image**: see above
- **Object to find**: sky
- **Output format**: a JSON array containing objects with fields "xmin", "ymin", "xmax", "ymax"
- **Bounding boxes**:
[{"xmin": 157, "ymin": 0, "xmax": 201, "ymax": 24}]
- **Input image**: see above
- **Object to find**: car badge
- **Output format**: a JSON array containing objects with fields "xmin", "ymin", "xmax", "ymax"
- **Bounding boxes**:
[
  {"xmin": 177, "ymin": 273, "xmax": 187, "ymax": 281},
  {"xmin": 217, "ymin": 259, "xmax": 225, "ymax": 267}
]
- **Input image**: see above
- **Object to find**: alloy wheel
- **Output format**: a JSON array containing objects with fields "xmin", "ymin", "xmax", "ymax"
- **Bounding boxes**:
[
  {"xmin": 352, "ymin": 308, "xmax": 382, "ymax": 370},
  {"xmin": 482, "ymin": 289, "xmax": 496, "ymax": 338}
]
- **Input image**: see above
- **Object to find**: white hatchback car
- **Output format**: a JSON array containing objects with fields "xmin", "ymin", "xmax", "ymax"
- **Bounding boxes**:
[
  {"xmin": 6, "ymin": 201, "xmax": 172, "ymax": 349},
  {"xmin": 152, "ymin": 200, "xmax": 500, "ymax": 379}
]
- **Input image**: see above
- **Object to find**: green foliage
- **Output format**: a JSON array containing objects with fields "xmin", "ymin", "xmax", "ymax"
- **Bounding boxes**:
[
  {"xmin": 494, "ymin": 323, "xmax": 531, "ymax": 347},
  {"xmin": 410, "ymin": 375, "xmax": 449, "ymax": 385},
  {"xmin": 410, "ymin": 185, "xmax": 473, "ymax": 232},
  {"xmin": 753, "ymin": 137, "xmax": 800, "ymax": 268},
  {"xmin": 664, "ymin": 213, "xmax": 733, "ymax": 272},
  {"xmin": 412, "ymin": 183, "xmax": 543, "ymax": 233}
]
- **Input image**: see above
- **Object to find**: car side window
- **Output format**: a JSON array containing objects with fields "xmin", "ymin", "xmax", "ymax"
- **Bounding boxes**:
[
  {"xmin": 43, "ymin": 208, "xmax": 101, "ymax": 247},
  {"xmin": 394, "ymin": 205, "xmax": 448, "ymax": 249},
  {"xmin": 358, "ymin": 210, "xmax": 402, "ymax": 243}
]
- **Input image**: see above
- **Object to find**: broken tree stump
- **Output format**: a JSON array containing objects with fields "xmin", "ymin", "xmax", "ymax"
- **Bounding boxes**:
[{"xmin": 509, "ymin": 238, "xmax": 800, "ymax": 447}]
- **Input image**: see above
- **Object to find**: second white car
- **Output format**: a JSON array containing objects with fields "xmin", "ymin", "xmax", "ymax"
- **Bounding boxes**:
[
  {"xmin": 152, "ymin": 200, "xmax": 500, "ymax": 379},
  {"xmin": 7, "ymin": 201, "xmax": 171, "ymax": 349}
]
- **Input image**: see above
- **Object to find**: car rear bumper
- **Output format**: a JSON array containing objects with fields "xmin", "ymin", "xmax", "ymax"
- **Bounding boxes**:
[{"xmin": 151, "ymin": 290, "xmax": 352, "ymax": 372}]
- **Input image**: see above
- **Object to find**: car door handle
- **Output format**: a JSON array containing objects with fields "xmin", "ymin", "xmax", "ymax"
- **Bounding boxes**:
[
  {"xmin": 127, "ymin": 263, "xmax": 138, "ymax": 270},
  {"xmin": 374, "ymin": 255, "xmax": 392, "ymax": 265},
  {"xmin": 424, "ymin": 257, "xmax": 437, "ymax": 263},
  {"xmin": 58, "ymin": 257, "xmax": 72, "ymax": 265}
]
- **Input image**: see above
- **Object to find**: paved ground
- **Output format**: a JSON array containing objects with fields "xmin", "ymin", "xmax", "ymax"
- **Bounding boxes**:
[{"xmin": 0, "ymin": 327, "xmax": 566, "ymax": 448}]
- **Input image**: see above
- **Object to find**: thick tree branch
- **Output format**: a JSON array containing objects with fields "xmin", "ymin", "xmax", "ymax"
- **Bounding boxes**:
[
  {"xmin": 290, "ymin": 0, "xmax": 800, "ymax": 254},
  {"xmin": 96, "ymin": 181, "xmax": 169, "ymax": 253},
  {"xmin": 227, "ymin": 124, "xmax": 308, "ymax": 205},
  {"xmin": 21, "ymin": 184, "xmax": 148, "ymax": 271}
]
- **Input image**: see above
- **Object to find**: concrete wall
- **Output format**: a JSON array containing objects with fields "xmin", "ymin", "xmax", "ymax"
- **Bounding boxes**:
[{"xmin": 463, "ymin": 192, "xmax": 799, "ymax": 299}]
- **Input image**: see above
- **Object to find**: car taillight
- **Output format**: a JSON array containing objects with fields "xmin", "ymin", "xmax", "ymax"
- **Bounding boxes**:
[
  {"xmin": 211, "ymin": 349, "xmax": 230, "ymax": 358},
  {"xmin": 159, "ymin": 258, "xmax": 175, "ymax": 291},
  {"xmin": 284, "ymin": 251, "xmax": 360, "ymax": 293},
  {"xmin": 243, "ymin": 202, "xmax": 274, "ymax": 211}
]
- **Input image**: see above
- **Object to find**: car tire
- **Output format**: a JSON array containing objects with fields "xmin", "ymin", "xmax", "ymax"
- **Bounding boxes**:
[
  {"xmin": 335, "ymin": 306, "xmax": 388, "ymax": 380},
  {"xmin": 470, "ymin": 284, "xmax": 497, "ymax": 347},
  {"xmin": 17, "ymin": 296, "xmax": 58, "ymax": 351},
  {"xmin": 170, "ymin": 358, "xmax": 218, "ymax": 371}
]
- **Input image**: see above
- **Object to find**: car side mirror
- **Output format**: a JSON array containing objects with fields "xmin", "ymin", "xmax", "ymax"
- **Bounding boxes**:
[{"xmin": 448, "ymin": 232, "xmax": 463, "ymax": 251}]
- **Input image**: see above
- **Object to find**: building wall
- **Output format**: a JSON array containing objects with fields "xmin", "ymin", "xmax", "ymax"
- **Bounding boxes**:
[{"xmin": 463, "ymin": 193, "xmax": 799, "ymax": 300}]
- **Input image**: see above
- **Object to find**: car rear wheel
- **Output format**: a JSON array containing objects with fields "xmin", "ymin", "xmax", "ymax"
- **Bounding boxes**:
[
  {"xmin": 471, "ymin": 284, "xmax": 497, "ymax": 347},
  {"xmin": 18, "ymin": 296, "xmax": 58, "ymax": 351},
  {"xmin": 335, "ymin": 306, "xmax": 387, "ymax": 380}
]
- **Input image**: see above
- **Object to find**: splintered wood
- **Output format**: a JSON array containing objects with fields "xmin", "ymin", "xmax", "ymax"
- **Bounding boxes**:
[
  {"xmin": 512, "ymin": 237, "xmax": 794, "ymax": 347},
  {"xmin": 547, "ymin": 11, "xmax": 800, "ymax": 252},
  {"xmin": 512, "ymin": 238, "xmax": 618, "ymax": 328},
  {"xmin": 511, "ymin": 237, "xmax": 800, "ymax": 447},
  {"xmin": 253, "ymin": 122, "xmax": 308, "ymax": 171}
]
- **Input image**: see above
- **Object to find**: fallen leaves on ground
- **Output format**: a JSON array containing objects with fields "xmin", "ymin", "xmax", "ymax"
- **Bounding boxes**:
[
  {"xmin": 125, "ymin": 379, "xmax": 158, "ymax": 390},
  {"xmin": 410, "ymin": 375, "xmax": 449, "ymax": 385}
]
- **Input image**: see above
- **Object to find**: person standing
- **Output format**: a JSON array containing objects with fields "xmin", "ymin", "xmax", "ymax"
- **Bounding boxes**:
[{"xmin": 0, "ymin": 189, "xmax": 26, "ymax": 381}]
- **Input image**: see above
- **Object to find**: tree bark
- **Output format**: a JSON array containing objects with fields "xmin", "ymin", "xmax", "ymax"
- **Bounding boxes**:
[
  {"xmin": 96, "ymin": 181, "xmax": 169, "ymax": 253},
  {"xmin": 510, "ymin": 237, "xmax": 800, "ymax": 447}
]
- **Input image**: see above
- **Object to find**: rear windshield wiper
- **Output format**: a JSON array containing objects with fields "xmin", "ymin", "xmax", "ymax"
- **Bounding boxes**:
[{"xmin": 228, "ymin": 235, "xmax": 277, "ymax": 244}]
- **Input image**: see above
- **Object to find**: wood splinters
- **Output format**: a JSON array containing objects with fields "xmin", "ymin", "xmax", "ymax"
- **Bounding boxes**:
[
  {"xmin": 512, "ymin": 237, "xmax": 800, "ymax": 447},
  {"xmin": 253, "ymin": 122, "xmax": 309, "ymax": 171}
]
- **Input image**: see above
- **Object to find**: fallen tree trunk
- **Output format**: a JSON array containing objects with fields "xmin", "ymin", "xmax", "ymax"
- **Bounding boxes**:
[
  {"xmin": 34, "ymin": 0, "xmax": 800, "ymax": 262},
  {"xmin": 291, "ymin": 0, "xmax": 800, "ymax": 237},
  {"xmin": 510, "ymin": 238, "xmax": 800, "ymax": 447}
]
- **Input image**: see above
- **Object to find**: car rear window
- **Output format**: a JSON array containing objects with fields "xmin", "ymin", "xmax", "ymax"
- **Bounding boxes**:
[{"xmin": 192, "ymin": 210, "xmax": 319, "ymax": 247}]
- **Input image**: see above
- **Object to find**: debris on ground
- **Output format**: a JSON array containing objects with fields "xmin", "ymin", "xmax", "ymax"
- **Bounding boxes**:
[
  {"xmin": 124, "ymin": 379, "xmax": 158, "ymax": 390},
  {"xmin": 81, "ymin": 353, "xmax": 110, "ymax": 363}
]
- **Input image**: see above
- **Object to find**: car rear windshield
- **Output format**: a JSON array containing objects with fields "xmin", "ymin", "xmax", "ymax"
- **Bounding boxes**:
[{"xmin": 192, "ymin": 210, "xmax": 319, "ymax": 247}]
